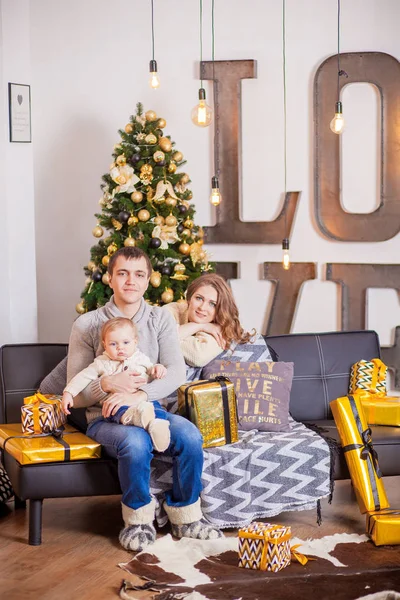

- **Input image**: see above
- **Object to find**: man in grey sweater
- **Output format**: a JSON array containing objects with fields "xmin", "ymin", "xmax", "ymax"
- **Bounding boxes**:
[{"xmin": 67, "ymin": 247, "xmax": 222, "ymax": 551}]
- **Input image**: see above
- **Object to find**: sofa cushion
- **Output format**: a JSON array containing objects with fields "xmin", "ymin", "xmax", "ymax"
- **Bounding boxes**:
[
  {"xmin": 202, "ymin": 359, "xmax": 293, "ymax": 432},
  {"xmin": 266, "ymin": 330, "xmax": 381, "ymax": 422}
]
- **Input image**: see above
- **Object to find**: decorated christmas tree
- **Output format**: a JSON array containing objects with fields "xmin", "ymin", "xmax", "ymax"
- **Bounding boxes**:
[{"xmin": 76, "ymin": 103, "xmax": 213, "ymax": 314}]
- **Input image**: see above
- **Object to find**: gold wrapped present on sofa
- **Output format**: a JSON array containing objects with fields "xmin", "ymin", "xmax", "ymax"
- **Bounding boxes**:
[
  {"xmin": 178, "ymin": 377, "xmax": 238, "ymax": 448},
  {"xmin": 330, "ymin": 394, "xmax": 389, "ymax": 514},
  {"xmin": 366, "ymin": 509, "xmax": 400, "ymax": 546},
  {"xmin": 349, "ymin": 358, "xmax": 387, "ymax": 395},
  {"xmin": 238, "ymin": 522, "xmax": 291, "ymax": 572},
  {"xmin": 357, "ymin": 394, "xmax": 400, "ymax": 427},
  {"xmin": 0, "ymin": 423, "xmax": 101, "ymax": 465},
  {"xmin": 21, "ymin": 392, "xmax": 66, "ymax": 435}
]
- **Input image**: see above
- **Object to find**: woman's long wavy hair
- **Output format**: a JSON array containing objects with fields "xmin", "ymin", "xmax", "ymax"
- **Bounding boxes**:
[{"xmin": 186, "ymin": 273, "xmax": 254, "ymax": 346}]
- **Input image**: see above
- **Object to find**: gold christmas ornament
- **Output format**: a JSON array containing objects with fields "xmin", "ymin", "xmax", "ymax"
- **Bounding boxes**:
[
  {"xmin": 116, "ymin": 154, "xmax": 126, "ymax": 166},
  {"xmin": 92, "ymin": 225, "xmax": 104, "ymax": 238},
  {"xmin": 124, "ymin": 236, "xmax": 136, "ymax": 247},
  {"xmin": 159, "ymin": 137, "xmax": 172, "ymax": 152},
  {"xmin": 154, "ymin": 215, "xmax": 165, "ymax": 226},
  {"xmin": 111, "ymin": 218, "xmax": 123, "ymax": 231},
  {"xmin": 76, "ymin": 300, "xmax": 86, "ymax": 314},
  {"xmin": 145, "ymin": 110, "xmax": 157, "ymax": 122},
  {"xmin": 197, "ymin": 238, "xmax": 204, "ymax": 246},
  {"xmin": 153, "ymin": 150, "xmax": 165, "ymax": 163},
  {"xmin": 161, "ymin": 288, "xmax": 174, "ymax": 303},
  {"xmin": 125, "ymin": 124, "xmax": 133, "ymax": 134},
  {"xmin": 140, "ymin": 164, "xmax": 153, "ymax": 175},
  {"xmin": 107, "ymin": 243, "xmax": 118, "ymax": 255},
  {"xmin": 131, "ymin": 191, "xmax": 143, "ymax": 203},
  {"xmin": 145, "ymin": 133, "xmax": 157, "ymax": 145},
  {"xmin": 182, "ymin": 228, "xmax": 191, "ymax": 237},
  {"xmin": 138, "ymin": 209, "xmax": 151, "ymax": 222},
  {"xmin": 168, "ymin": 162, "xmax": 177, "ymax": 174},
  {"xmin": 190, "ymin": 242, "xmax": 207, "ymax": 266},
  {"xmin": 147, "ymin": 187, "xmax": 155, "ymax": 200},
  {"xmin": 165, "ymin": 214, "xmax": 177, "ymax": 227},
  {"xmin": 186, "ymin": 191, "xmax": 193, "ymax": 200},
  {"xmin": 180, "ymin": 173, "xmax": 190, "ymax": 184},
  {"xmin": 102, "ymin": 255, "xmax": 110, "ymax": 267},
  {"xmin": 165, "ymin": 196, "xmax": 177, "ymax": 208},
  {"xmin": 128, "ymin": 215, "xmax": 139, "ymax": 226},
  {"xmin": 158, "ymin": 118, "xmax": 167, "ymax": 128},
  {"xmin": 184, "ymin": 219, "xmax": 194, "ymax": 229},
  {"xmin": 172, "ymin": 151, "xmax": 183, "ymax": 162},
  {"xmin": 114, "ymin": 143, "xmax": 122, "ymax": 151},
  {"xmin": 197, "ymin": 227, "xmax": 204, "ymax": 238},
  {"xmin": 102, "ymin": 272, "xmax": 110, "ymax": 285},
  {"xmin": 174, "ymin": 263, "xmax": 186, "ymax": 274},
  {"xmin": 87, "ymin": 260, "xmax": 96, "ymax": 271},
  {"xmin": 179, "ymin": 243, "xmax": 191, "ymax": 255},
  {"xmin": 177, "ymin": 298, "xmax": 187, "ymax": 305},
  {"xmin": 150, "ymin": 271, "xmax": 161, "ymax": 287}
]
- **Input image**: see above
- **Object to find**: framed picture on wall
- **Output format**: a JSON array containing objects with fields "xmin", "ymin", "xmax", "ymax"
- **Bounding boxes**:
[{"xmin": 8, "ymin": 83, "xmax": 31, "ymax": 143}]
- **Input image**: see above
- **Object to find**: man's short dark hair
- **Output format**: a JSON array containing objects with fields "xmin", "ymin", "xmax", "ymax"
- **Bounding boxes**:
[{"xmin": 107, "ymin": 247, "xmax": 152, "ymax": 277}]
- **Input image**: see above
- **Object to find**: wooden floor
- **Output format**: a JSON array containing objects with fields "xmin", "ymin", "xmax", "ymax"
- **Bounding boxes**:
[{"xmin": 1, "ymin": 476, "xmax": 400, "ymax": 600}]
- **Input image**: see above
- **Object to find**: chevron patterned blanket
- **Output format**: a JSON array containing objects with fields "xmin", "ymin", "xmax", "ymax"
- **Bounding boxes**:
[{"xmin": 153, "ymin": 335, "xmax": 331, "ymax": 529}]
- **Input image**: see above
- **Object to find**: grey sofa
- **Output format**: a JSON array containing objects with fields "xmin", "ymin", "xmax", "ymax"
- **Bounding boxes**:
[{"xmin": 1, "ymin": 329, "xmax": 399, "ymax": 545}]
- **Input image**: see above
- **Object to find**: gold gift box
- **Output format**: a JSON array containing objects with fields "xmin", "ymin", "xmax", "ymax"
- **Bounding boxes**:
[
  {"xmin": 238, "ymin": 522, "xmax": 291, "ymax": 572},
  {"xmin": 178, "ymin": 377, "xmax": 238, "ymax": 448},
  {"xmin": 0, "ymin": 423, "xmax": 101, "ymax": 465},
  {"xmin": 366, "ymin": 509, "xmax": 400, "ymax": 546},
  {"xmin": 22, "ymin": 392, "xmax": 66, "ymax": 435},
  {"xmin": 359, "ymin": 395, "xmax": 400, "ymax": 427},
  {"xmin": 349, "ymin": 358, "xmax": 387, "ymax": 395},
  {"xmin": 330, "ymin": 395, "xmax": 389, "ymax": 514}
]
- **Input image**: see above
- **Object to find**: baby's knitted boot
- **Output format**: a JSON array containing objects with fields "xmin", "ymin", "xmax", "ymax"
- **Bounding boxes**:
[{"xmin": 147, "ymin": 418, "xmax": 171, "ymax": 452}]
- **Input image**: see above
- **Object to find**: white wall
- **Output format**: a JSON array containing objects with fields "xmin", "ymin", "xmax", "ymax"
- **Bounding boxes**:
[
  {"xmin": 0, "ymin": 0, "xmax": 37, "ymax": 344},
  {"xmin": 26, "ymin": 0, "xmax": 400, "ymax": 354}
]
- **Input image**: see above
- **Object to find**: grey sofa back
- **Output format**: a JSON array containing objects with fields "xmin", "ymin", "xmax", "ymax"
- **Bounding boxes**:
[
  {"xmin": 266, "ymin": 330, "xmax": 381, "ymax": 421},
  {"xmin": 0, "ymin": 344, "xmax": 68, "ymax": 423}
]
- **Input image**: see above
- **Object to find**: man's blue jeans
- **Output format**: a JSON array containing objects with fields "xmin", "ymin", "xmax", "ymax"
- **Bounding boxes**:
[{"xmin": 86, "ymin": 404, "xmax": 204, "ymax": 511}]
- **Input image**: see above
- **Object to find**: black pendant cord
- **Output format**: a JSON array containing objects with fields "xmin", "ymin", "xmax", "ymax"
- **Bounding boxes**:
[
  {"xmin": 199, "ymin": 0, "xmax": 203, "ymax": 89},
  {"xmin": 212, "ymin": 0, "xmax": 220, "ymax": 180},
  {"xmin": 282, "ymin": 0, "xmax": 288, "ymax": 245},
  {"xmin": 151, "ymin": 0, "xmax": 155, "ymax": 61},
  {"xmin": 337, "ymin": 0, "xmax": 341, "ymax": 101}
]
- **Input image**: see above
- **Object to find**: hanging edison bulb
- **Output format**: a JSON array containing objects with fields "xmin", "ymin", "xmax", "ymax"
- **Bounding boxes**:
[
  {"xmin": 149, "ymin": 59, "xmax": 160, "ymax": 89},
  {"xmin": 282, "ymin": 238, "xmax": 290, "ymax": 270},
  {"xmin": 210, "ymin": 176, "xmax": 222, "ymax": 206},
  {"xmin": 330, "ymin": 101, "xmax": 345, "ymax": 134},
  {"xmin": 191, "ymin": 88, "xmax": 212, "ymax": 127}
]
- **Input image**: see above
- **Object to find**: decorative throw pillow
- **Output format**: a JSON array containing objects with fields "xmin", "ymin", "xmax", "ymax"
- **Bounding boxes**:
[{"xmin": 202, "ymin": 359, "xmax": 294, "ymax": 432}]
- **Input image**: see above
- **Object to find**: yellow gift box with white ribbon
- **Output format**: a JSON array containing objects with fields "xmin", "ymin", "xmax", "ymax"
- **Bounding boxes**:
[
  {"xmin": 330, "ymin": 395, "xmax": 389, "ymax": 514},
  {"xmin": 366, "ymin": 509, "xmax": 400, "ymax": 546},
  {"xmin": 349, "ymin": 358, "xmax": 387, "ymax": 395},
  {"xmin": 0, "ymin": 423, "xmax": 101, "ymax": 465},
  {"xmin": 21, "ymin": 392, "xmax": 66, "ymax": 435}
]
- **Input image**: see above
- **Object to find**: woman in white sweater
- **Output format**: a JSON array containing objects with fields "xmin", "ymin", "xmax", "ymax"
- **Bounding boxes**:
[{"xmin": 164, "ymin": 273, "xmax": 253, "ymax": 368}]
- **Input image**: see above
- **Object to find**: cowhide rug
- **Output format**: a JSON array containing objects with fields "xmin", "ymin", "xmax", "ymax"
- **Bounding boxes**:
[{"xmin": 119, "ymin": 532, "xmax": 400, "ymax": 600}]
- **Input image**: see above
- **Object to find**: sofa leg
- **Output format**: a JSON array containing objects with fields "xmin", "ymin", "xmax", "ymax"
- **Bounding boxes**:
[
  {"xmin": 29, "ymin": 499, "xmax": 43, "ymax": 546},
  {"xmin": 14, "ymin": 495, "xmax": 26, "ymax": 510}
]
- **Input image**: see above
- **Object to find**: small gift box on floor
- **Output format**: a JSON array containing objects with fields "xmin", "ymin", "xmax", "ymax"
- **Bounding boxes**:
[
  {"xmin": 0, "ymin": 423, "xmax": 101, "ymax": 464},
  {"xmin": 238, "ymin": 522, "xmax": 291, "ymax": 572},
  {"xmin": 178, "ymin": 377, "xmax": 238, "ymax": 448},
  {"xmin": 349, "ymin": 358, "xmax": 387, "ymax": 395},
  {"xmin": 21, "ymin": 392, "xmax": 66, "ymax": 435},
  {"xmin": 366, "ymin": 509, "xmax": 400, "ymax": 546},
  {"xmin": 330, "ymin": 395, "xmax": 389, "ymax": 514}
]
